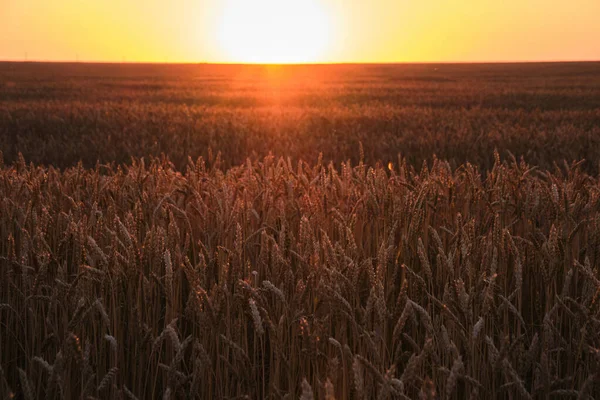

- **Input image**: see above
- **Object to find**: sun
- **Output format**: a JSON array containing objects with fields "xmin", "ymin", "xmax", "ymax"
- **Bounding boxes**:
[{"xmin": 216, "ymin": 0, "xmax": 333, "ymax": 64}]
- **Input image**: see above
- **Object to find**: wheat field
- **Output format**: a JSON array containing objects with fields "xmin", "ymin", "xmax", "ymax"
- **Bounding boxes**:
[
  {"xmin": 1, "ymin": 63, "xmax": 600, "ymax": 399},
  {"xmin": 2, "ymin": 62, "xmax": 600, "ymax": 171}
]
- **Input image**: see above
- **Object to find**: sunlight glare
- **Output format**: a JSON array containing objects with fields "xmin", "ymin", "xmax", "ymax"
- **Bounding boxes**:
[{"xmin": 217, "ymin": 0, "xmax": 333, "ymax": 63}]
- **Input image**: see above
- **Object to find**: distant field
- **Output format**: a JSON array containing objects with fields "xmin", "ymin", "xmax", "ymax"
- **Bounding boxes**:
[{"xmin": 1, "ymin": 62, "xmax": 600, "ymax": 170}]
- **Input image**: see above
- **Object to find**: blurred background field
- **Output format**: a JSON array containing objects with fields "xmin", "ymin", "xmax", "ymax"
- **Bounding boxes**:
[{"xmin": 2, "ymin": 62, "xmax": 600, "ymax": 170}]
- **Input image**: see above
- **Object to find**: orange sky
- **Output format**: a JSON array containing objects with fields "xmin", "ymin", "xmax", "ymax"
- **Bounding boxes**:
[{"xmin": 1, "ymin": 0, "xmax": 599, "ymax": 63}]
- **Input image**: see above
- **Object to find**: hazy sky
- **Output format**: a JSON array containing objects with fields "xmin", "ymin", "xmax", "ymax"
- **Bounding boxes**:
[{"xmin": 1, "ymin": 0, "xmax": 599, "ymax": 63}]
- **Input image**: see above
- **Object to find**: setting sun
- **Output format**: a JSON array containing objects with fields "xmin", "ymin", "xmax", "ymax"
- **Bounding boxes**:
[
  {"xmin": 2, "ymin": 0, "xmax": 600, "ymax": 63},
  {"xmin": 216, "ymin": 0, "xmax": 333, "ymax": 64}
]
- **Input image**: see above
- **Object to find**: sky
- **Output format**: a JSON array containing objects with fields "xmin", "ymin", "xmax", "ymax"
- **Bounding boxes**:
[{"xmin": 1, "ymin": 0, "xmax": 599, "ymax": 63}]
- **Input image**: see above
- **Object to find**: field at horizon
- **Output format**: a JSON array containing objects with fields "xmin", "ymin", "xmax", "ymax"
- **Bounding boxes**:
[{"xmin": 2, "ymin": 61, "xmax": 600, "ymax": 170}]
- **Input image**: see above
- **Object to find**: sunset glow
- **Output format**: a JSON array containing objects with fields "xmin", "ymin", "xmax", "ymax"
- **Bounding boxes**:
[
  {"xmin": 216, "ymin": 0, "xmax": 333, "ymax": 63},
  {"xmin": 1, "ymin": 0, "xmax": 599, "ymax": 63}
]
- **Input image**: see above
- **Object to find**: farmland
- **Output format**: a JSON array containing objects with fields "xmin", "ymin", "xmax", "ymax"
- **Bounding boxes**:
[
  {"xmin": 1, "ymin": 62, "xmax": 600, "ymax": 399},
  {"xmin": 2, "ymin": 62, "xmax": 600, "ymax": 170}
]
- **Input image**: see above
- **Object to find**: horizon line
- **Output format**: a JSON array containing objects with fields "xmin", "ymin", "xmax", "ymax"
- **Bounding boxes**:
[{"xmin": 1, "ymin": 59, "xmax": 599, "ymax": 66}]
